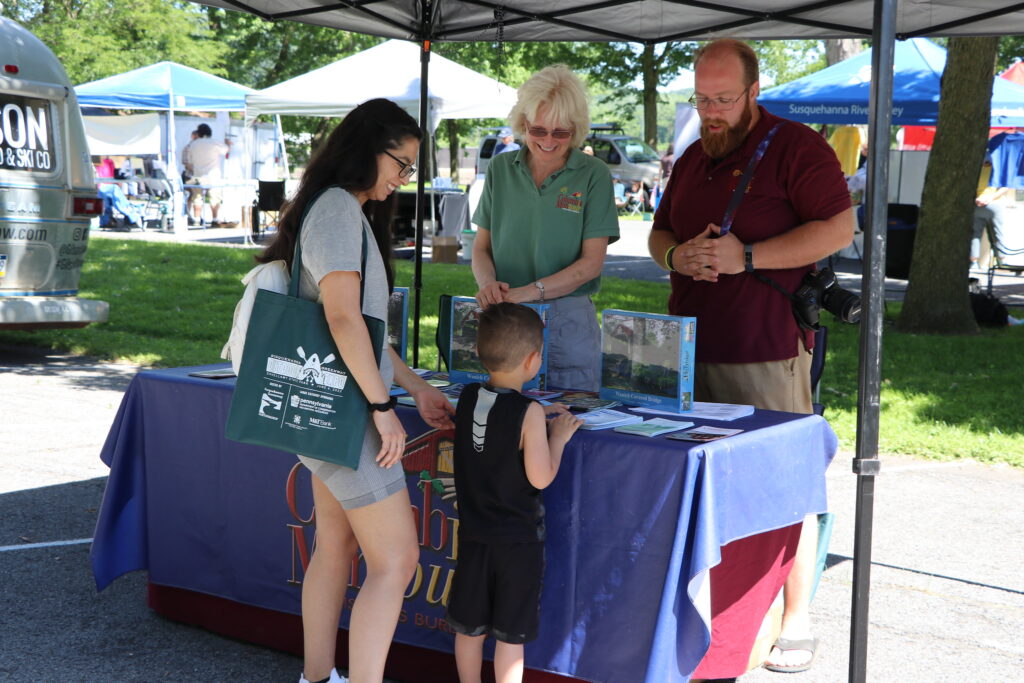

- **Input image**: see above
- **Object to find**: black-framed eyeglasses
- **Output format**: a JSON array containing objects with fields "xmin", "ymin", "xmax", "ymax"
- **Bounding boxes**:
[
  {"xmin": 689, "ymin": 86, "xmax": 752, "ymax": 111},
  {"xmin": 384, "ymin": 150, "xmax": 416, "ymax": 179}
]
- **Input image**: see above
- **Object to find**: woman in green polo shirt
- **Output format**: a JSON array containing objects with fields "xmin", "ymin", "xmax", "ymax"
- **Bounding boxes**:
[{"xmin": 471, "ymin": 64, "xmax": 619, "ymax": 391}]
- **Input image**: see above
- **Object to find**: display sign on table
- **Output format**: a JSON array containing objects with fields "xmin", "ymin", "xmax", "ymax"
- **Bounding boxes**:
[
  {"xmin": 388, "ymin": 287, "xmax": 409, "ymax": 361},
  {"xmin": 448, "ymin": 296, "xmax": 549, "ymax": 389},
  {"xmin": 599, "ymin": 309, "xmax": 696, "ymax": 412}
]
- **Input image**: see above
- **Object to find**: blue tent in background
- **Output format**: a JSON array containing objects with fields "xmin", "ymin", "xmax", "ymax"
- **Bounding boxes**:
[
  {"xmin": 760, "ymin": 38, "xmax": 1024, "ymax": 127},
  {"xmin": 75, "ymin": 61, "xmax": 253, "ymax": 111}
]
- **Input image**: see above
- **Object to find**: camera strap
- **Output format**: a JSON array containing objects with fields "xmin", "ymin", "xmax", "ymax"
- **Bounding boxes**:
[
  {"xmin": 719, "ymin": 123, "xmax": 782, "ymax": 236},
  {"xmin": 716, "ymin": 122, "xmax": 819, "ymax": 334}
]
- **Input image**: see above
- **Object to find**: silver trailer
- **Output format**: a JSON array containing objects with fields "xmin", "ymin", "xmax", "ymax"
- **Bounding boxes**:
[{"xmin": 0, "ymin": 17, "xmax": 108, "ymax": 329}]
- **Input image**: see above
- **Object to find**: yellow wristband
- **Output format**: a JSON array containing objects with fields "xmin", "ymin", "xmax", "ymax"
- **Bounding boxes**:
[{"xmin": 664, "ymin": 244, "xmax": 678, "ymax": 272}]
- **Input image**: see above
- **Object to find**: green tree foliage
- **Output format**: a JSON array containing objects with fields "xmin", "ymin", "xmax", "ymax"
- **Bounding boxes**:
[
  {"xmin": 751, "ymin": 40, "xmax": 827, "ymax": 85},
  {"xmin": 997, "ymin": 36, "xmax": 1024, "ymax": 71},
  {"xmin": 572, "ymin": 42, "xmax": 696, "ymax": 145},
  {"xmin": 2, "ymin": 0, "xmax": 226, "ymax": 83},
  {"xmin": 202, "ymin": 8, "xmax": 381, "ymax": 90}
]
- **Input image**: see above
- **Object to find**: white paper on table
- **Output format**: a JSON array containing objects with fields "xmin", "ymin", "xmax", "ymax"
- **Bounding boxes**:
[{"xmin": 633, "ymin": 401, "xmax": 754, "ymax": 421}]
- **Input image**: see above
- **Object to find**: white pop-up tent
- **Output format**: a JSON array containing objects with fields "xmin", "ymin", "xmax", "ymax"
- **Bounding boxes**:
[{"xmin": 244, "ymin": 39, "xmax": 518, "ymax": 129}]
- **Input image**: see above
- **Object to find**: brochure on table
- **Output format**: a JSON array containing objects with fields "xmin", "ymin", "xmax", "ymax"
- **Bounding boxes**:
[
  {"xmin": 388, "ymin": 287, "xmax": 409, "ymax": 361},
  {"xmin": 599, "ymin": 309, "xmax": 696, "ymax": 412},
  {"xmin": 448, "ymin": 296, "xmax": 549, "ymax": 390}
]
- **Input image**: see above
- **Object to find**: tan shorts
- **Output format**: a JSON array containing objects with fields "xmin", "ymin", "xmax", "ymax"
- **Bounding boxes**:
[
  {"xmin": 187, "ymin": 176, "xmax": 223, "ymax": 207},
  {"xmin": 694, "ymin": 348, "xmax": 813, "ymax": 414}
]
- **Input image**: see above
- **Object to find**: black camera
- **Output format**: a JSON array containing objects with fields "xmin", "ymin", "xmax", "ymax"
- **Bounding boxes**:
[{"xmin": 791, "ymin": 267, "xmax": 861, "ymax": 330}]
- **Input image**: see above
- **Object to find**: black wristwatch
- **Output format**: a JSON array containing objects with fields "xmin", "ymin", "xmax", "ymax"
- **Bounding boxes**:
[
  {"xmin": 368, "ymin": 396, "xmax": 397, "ymax": 412},
  {"xmin": 744, "ymin": 243, "xmax": 755, "ymax": 272}
]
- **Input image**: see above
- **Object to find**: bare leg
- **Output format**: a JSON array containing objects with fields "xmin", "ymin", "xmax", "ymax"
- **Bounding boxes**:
[
  {"xmin": 302, "ymin": 474, "xmax": 359, "ymax": 682},
  {"xmin": 454, "ymin": 633, "xmax": 485, "ymax": 683},
  {"xmin": 766, "ymin": 515, "xmax": 818, "ymax": 669},
  {"xmin": 493, "ymin": 641, "xmax": 525, "ymax": 683},
  {"xmin": 345, "ymin": 487, "xmax": 419, "ymax": 683}
]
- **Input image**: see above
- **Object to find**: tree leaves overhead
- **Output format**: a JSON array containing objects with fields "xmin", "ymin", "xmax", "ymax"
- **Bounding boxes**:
[
  {"xmin": 203, "ymin": 8, "xmax": 381, "ymax": 89},
  {"xmin": 3, "ymin": 0, "xmax": 227, "ymax": 83}
]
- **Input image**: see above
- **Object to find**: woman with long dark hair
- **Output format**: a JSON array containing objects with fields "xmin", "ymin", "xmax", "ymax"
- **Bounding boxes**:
[{"xmin": 260, "ymin": 98, "xmax": 455, "ymax": 683}]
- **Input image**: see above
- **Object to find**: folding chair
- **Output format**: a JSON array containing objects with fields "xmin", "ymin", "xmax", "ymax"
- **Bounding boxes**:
[
  {"xmin": 985, "ymin": 221, "xmax": 1024, "ymax": 294},
  {"xmin": 435, "ymin": 294, "xmax": 453, "ymax": 371},
  {"xmin": 251, "ymin": 180, "xmax": 286, "ymax": 243},
  {"xmin": 137, "ymin": 177, "xmax": 175, "ymax": 231}
]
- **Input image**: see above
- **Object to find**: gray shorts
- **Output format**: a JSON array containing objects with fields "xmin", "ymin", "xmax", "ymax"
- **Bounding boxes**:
[{"xmin": 298, "ymin": 420, "xmax": 406, "ymax": 509}]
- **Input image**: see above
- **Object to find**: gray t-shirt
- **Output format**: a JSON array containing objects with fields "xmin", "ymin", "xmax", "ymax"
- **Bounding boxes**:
[{"xmin": 297, "ymin": 187, "xmax": 393, "ymax": 387}]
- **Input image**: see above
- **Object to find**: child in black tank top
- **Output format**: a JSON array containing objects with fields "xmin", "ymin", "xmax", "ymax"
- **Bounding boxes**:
[{"xmin": 445, "ymin": 303, "xmax": 582, "ymax": 683}]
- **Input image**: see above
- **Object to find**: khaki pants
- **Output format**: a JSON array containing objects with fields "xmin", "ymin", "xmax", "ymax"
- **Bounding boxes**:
[{"xmin": 694, "ymin": 348, "xmax": 813, "ymax": 414}]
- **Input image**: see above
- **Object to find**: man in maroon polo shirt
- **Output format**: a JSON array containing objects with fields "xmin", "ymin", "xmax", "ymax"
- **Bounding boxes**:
[{"xmin": 649, "ymin": 39, "xmax": 853, "ymax": 675}]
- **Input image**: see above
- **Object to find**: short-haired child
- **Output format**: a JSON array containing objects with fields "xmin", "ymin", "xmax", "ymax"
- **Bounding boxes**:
[{"xmin": 445, "ymin": 302, "xmax": 582, "ymax": 683}]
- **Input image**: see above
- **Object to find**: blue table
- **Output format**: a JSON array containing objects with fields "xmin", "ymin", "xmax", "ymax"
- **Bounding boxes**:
[{"xmin": 91, "ymin": 365, "xmax": 836, "ymax": 682}]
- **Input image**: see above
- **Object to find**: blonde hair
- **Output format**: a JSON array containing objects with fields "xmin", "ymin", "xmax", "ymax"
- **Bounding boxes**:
[{"xmin": 509, "ymin": 64, "xmax": 590, "ymax": 148}]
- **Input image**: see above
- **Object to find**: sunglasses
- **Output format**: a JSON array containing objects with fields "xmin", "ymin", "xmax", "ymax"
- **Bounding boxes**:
[
  {"xmin": 527, "ymin": 126, "xmax": 573, "ymax": 140},
  {"xmin": 384, "ymin": 150, "xmax": 417, "ymax": 179}
]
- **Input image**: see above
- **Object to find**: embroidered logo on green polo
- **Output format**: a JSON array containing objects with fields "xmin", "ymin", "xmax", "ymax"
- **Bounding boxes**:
[{"xmin": 555, "ymin": 188, "xmax": 583, "ymax": 213}]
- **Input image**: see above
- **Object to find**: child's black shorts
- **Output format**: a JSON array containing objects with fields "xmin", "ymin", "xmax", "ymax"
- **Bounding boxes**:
[{"xmin": 445, "ymin": 540, "xmax": 544, "ymax": 644}]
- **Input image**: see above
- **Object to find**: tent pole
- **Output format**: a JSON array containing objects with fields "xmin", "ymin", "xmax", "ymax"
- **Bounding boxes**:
[
  {"xmin": 850, "ymin": 1, "xmax": 897, "ymax": 680},
  {"xmin": 413, "ymin": 4, "xmax": 433, "ymax": 368},
  {"xmin": 167, "ymin": 98, "xmax": 183, "ymax": 234},
  {"xmin": 275, "ymin": 115, "xmax": 290, "ymax": 178}
]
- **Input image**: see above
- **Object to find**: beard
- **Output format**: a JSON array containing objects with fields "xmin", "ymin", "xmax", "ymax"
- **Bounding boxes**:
[{"xmin": 700, "ymin": 100, "xmax": 754, "ymax": 159}]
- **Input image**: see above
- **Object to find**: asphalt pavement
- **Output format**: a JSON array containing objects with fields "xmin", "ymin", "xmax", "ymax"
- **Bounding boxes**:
[{"xmin": 1, "ymin": 222, "xmax": 1022, "ymax": 682}]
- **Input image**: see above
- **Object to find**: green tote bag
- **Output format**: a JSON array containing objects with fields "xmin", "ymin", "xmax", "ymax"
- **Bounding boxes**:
[{"xmin": 225, "ymin": 222, "xmax": 384, "ymax": 470}]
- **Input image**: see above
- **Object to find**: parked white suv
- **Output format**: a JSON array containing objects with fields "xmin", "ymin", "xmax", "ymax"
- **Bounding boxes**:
[{"xmin": 584, "ymin": 125, "xmax": 661, "ymax": 190}]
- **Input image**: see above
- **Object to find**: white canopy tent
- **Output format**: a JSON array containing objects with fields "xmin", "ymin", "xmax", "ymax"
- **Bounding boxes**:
[{"xmin": 245, "ymin": 39, "xmax": 518, "ymax": 130}]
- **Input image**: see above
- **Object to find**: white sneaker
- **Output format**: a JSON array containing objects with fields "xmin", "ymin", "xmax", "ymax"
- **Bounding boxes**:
[{"xmin": 298, "ymin": 668, "xmax": 347, "ymax": 683}]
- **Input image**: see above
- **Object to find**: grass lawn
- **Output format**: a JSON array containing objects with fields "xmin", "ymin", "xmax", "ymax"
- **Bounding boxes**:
[{"xmin": 3, "ymin": 237, "xmax": 1022, "ymax": 467}]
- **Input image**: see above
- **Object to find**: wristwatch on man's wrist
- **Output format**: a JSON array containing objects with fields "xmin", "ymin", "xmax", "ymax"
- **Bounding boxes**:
[
  {"xmin": 744, "ymin": 243, "xmax": 755, "ymax": 273},
  {"xmin": 534, "ymin": 280, "xmax": 546, "ymax": 301},
  {"xmin": 368, "ymin": 396, "xmax": 397, "ymax": 412}
]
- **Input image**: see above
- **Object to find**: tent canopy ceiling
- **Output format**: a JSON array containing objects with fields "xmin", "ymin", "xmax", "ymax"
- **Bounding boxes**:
[
  {"xmin": 75, "ymin": 61, "xmax": 254, "ymax": 111},
  {"xmin": 245, "ymin": 39, "xmax": 518, "ymax": 126},
  {"xmin": 193, "ymin": 0, "xmax": 1024, "ymax": 41},
  {"xmin": 759, "ymin": 37, "xmax": 1024, "ymax": 126}
]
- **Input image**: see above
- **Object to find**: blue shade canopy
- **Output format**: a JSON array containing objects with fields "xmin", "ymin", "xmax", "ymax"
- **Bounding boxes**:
[
  {"xmin": 75, "ymin": 61, "xmax": 254, "ymax": 111},
  {"xmin": 760, "ymin": 38, "xmax": 1024, "ymax": 127}
]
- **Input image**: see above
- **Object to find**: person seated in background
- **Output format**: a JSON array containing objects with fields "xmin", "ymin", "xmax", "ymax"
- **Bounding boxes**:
[
  {"xmin": 494, "ymin": 127, "xmax": 520, "ymax": 156},
  {"xmin": 97, "ymin": 182, "xmax": 142, "ymax": 230},
  {"xmin": 627, "ymin": 180, "xmax": 647, "ymax": 211},
  {"xmin": 582, "ymin": 144, "xmax": 594, "ymax": 156},
  {"xmin": 612, "ymin": 174, "xmax": 628, "ymax": 212},
  {"xmin": 95, "ymin": 157, "xmax": 116, "ymax": 179},
  {"xmin": 972, "ymin": 159, "xmax": 1013, "ymax": 268}
]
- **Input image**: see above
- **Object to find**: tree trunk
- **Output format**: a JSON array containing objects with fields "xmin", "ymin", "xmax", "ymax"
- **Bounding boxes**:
[
  {"xmin": 446, "ymin": 119, "xmax": 460, "ymax": 182},
  {"xmin": 825, "ymin": 39, "xmax": 863, "ymax": 65},
  {"xmin": 641, "ymin": 44, "xmax": 659, "ymax": 147},
  {"xmin": 896, "ymin": 37, "xmax": 998, "ymax": 334}
]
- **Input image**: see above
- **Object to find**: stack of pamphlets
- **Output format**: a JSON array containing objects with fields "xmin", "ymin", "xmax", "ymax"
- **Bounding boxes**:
[
  {"xmin": 613, "ymin": 418, "xmax": 695, "ymax": 437},
  {"xmin": 556, "ymin": 391, "xmax": 622, "ymax": 412},
  {"xmin": 523, "ymin": 389, "xmax": 564, "ymax": 400},
  {"xmin": 577, "ymin": 409, "xmax": 643, "ymax": 430},
  {"xmin": 667, "ymin": 426, "xmax": 744, "ymax": 442}
]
